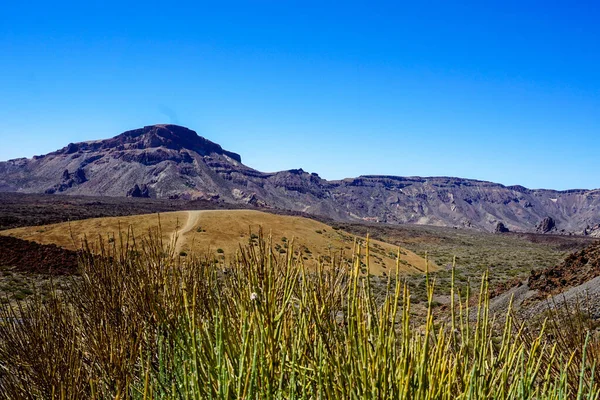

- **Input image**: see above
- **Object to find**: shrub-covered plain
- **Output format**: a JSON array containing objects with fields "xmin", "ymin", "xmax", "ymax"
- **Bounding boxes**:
[{"xmin": 0, "ymin": 229, "xmax": 598, "ymax": 399}]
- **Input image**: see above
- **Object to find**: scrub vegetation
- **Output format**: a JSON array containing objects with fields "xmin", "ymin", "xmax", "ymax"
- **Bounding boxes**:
[{"xmin": 0, "ymin": 230, "xmax": 598, "ymax": 399}]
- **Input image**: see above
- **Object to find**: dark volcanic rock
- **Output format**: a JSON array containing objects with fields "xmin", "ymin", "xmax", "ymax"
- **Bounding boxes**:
[
  {"xmin": 495, "ymin": 222, "xmax": 510, "ymax": 233},
  {"xmin": 127, "ymin": 184, "xmax": 150, "ymax": 198},
  {"xmin": 46, "ymin": 167, "xmax": 88, "ymax": 194},
  {"xmin": 529, "ymin": 241, "xmax": 600, "ymax": 298},
  {"xmin": 537, "ymin": 217, "xmax": 557, "ymax": 234},
  {"xmin": 0, "ymin": 235, "xmax": 79, "ymax": 274},
  {"xmin": 64, "ymin": 143, "xmax": 79, "ymax": 154},
  {"xmin": 73, "ymin": 168, "xmax": 87, "ymax": 184}
]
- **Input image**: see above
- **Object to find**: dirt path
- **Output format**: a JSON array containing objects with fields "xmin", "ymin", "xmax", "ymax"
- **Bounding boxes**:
[{"xmin": 172, "ymin": 210, "xmax": 203, "ymax": 254}]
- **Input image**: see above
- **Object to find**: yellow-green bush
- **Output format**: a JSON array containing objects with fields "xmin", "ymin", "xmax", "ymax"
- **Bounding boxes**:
[{"xmin": 0, "ymin": 230, "xmax": 597, "ymax": 399}]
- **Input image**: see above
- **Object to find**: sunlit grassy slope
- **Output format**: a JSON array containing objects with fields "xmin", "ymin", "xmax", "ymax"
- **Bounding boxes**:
[{"xmin": 0, "ymin": 209, "xmax": 434, "ymax": 274}]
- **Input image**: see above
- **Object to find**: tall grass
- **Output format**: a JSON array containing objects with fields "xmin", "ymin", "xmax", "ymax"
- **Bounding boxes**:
[{"xmin": 0, "ymin": 228, "xmax": 598, "ymax": 399}]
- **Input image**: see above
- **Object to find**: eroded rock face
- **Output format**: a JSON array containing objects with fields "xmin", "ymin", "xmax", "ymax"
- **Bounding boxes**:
[
  {"xmin": 1, "ymin": 124, "xmax": 600, "ymax": 233},
  {"xmin": 45, "ymin": 167, "xmax": 88, "ymax": 194},
  {"xmin": 537, "ymin": 217, "xmax": 557, "ymax": 233},
  {"xmin": 98, "ymin": 124, "xmax": 242, "ymax": 162},
  {"xmin": 127, "ymin": 184, "xmax": 150, "ymax": 198},
  {"xmin": 495, "ymin": 222, "xmax": 510, "ymax": 233},
  {"xmin": 72, "ymin": 168, "xmax": 87, "ymax": 184}
]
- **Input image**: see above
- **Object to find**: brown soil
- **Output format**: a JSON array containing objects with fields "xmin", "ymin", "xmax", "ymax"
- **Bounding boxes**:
[
  {"xmin": 528, "ymin": 241, "xmax": 600, "ymax": 299},
  {"xmin": 489, "ymin": 276, "xmax": 525, "ymax": 299},
  {"xmin": 0, "ymin": 235, "xmax": 79, "ymax": 275}
]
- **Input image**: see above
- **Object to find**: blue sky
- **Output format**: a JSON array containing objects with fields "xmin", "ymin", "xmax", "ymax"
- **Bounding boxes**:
[{"xmin": 1, "ymin": 1, "xmax": 599, "ymax": 190}]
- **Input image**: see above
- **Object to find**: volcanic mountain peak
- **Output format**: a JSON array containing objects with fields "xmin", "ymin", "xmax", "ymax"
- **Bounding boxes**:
[{"xmin": 56, "ymin": 124, "xmax": 242, "ymax": 163}]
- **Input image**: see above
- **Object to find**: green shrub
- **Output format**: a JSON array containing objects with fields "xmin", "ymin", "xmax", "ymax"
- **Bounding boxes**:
[
  {"xmin": 13, "ymin": 291, "xmax": 27, "ymax": 300},
  {"xmin": 0, "ymin": 231, "xmax": 597, "ymax": 399}
]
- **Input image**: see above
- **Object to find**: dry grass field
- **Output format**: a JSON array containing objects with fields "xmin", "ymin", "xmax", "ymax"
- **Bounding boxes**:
[{"xmin": 0, "ymin": 209, "xmax": 434, "ymax": 275}]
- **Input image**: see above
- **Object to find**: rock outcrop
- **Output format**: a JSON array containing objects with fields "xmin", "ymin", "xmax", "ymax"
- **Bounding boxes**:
[
  {"xmin": 127, "ymin": 184, "xmax": 150, "ymax": 198},
  {"xmin": 536, "ymin": 217, "xmax": 557, "ymax": 234},
  {"xmin": 528, "ymin": 241, "xmax": 600, "ymax": 299},
  {"xmin": 495, "ymin": 222, "xmax": 510, "ymax": 233}
]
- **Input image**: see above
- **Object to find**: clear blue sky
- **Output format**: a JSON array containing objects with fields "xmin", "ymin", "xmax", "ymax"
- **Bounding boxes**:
[{"xmin": 1, "ymin": 1, "xmax": 599, "ymax": 190}]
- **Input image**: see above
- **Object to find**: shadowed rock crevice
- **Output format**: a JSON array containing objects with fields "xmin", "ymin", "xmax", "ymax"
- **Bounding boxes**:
[
  {"xmin": 495, "ymin": 222, "xmax": 510, "ymax": 233},
  {"xmin": 127, "ymin": 184, "xmax": 150, "ymax": 198}
]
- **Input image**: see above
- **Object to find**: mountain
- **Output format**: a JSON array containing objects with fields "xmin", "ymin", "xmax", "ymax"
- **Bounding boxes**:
[{"xmin": 2, "ymin": 124, "xmax": 600, "ymax": 233}]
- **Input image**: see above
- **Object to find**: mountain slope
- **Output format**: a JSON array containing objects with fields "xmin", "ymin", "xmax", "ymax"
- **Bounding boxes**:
[
  {"xmin": 489, "ymin": 240, "xmax": 600, "ymax": 321},
  {"xmin": 1, "ymin": 124, "xmax": 600, "ymax": 233}
]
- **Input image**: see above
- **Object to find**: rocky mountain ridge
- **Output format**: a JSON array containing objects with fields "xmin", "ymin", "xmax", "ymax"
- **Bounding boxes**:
[{"xmin": 1, "ymin": 124, "xmax": 599, "ymax": 234}]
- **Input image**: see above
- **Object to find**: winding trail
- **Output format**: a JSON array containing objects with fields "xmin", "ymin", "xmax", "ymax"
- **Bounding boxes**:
[{"xmin": 172, "ymin": 210, "xmax": 203, "ymax": 254}]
